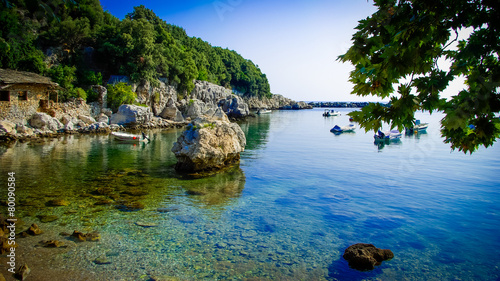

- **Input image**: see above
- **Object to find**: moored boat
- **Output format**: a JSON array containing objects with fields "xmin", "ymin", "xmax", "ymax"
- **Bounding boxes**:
[
  {"xmin": 323, "ymin": 109, "xmax": 341, "ymax": 117},
  {"xmin": 257, "ymin": 108, "xmax": 271, "ymax": 114},
  {"xmin": 374, "ymin": 129, "xmax": 402, "ymax": 141},
  {"xmin": 330, "ymin": 124, "xmax": 356, "ymax": 134},
  {"xmin": 405, "ymin": 120, "xmax": 429, "ymax": 134},
  {"xmin": 111, "ymin": 131, "xmax": 149, "ymax": 142}
]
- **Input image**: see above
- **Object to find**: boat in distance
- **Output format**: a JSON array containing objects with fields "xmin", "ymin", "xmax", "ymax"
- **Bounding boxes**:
[
  {"xmin": 405, "ymin": 120, "xmax": 429, "ymax": 134},
  {"xmin": 322, "ymin": 109, "xmax": 341, "ymax": 117}
]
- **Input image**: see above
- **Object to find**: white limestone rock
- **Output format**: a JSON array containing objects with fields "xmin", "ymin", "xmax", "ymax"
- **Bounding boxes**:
[{"xmin": 171, "ymin": 117, "xmax": 246, "ymax": 172}]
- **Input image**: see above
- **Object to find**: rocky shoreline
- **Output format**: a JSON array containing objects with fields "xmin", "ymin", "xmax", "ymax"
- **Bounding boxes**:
[{"xmin": 0, "ymin": 80, "xmax": 311, "ymax": 145}]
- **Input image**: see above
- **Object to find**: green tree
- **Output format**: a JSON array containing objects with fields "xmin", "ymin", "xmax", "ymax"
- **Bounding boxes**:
[
  {"xmin": 106, "ymin": 82, "xmax": 137, "ymax": 111},
  {"xmin": 339, "ymin": 0, "xmax": 499, "ymax": 153}
]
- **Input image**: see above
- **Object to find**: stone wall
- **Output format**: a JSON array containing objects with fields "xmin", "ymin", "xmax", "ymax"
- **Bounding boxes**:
[
  {"xmin": 53, "ymin": 98, "xmax": 92, "ymax": 121},
  {"xmin": 0, "ymin": 84, "xmax": 55, "ymax": 124}
]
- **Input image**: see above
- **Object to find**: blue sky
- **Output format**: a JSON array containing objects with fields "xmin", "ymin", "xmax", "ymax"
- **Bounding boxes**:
[{"xmin": 99, "ymin": 0, "xmax": 380, "ymax": 102}]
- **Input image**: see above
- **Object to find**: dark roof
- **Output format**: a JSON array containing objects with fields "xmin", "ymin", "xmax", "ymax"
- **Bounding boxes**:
[{"xmin": 0, "ymin": 68, "xmax": 59, "ymax": 87}]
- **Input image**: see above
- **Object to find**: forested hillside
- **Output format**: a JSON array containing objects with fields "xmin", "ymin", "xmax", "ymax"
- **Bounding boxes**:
[{"xmin": 0, "ymin": 0, "xmax": 271, "ymax": 100}]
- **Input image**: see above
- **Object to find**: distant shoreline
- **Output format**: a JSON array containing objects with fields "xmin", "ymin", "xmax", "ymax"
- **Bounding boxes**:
[{"xmin": 307, "ymin": 101, "xmax": 389, "ymax": 108}]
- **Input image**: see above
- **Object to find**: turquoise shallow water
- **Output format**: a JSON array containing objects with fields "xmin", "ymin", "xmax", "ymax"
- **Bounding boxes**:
[{"xmin": 1, "ymin": 108, "xmax": 500, "ymax": 280}]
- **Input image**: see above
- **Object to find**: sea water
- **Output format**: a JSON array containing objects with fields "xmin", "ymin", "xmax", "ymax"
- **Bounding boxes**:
[{"xmin": 0, "ymin": 108, "xmax": 499, "ymax": 280}]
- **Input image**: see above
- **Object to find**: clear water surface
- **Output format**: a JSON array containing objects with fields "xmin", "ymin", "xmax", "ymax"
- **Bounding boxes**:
[{"xmin": 1, "ymin": 108, "xmax": 499, "ymax": 280}]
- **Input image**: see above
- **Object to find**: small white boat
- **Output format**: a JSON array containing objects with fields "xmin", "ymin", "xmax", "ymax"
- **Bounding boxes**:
[
  {"xmin": 257, "ymin": 109, "xmax": 271, "ymax": 114},
  {"xmin": 374, "ymin": 129, "xmax": 402, "ymax": 141},
  {"xmin": 405, "ymin": 120, "xmax": 429, "ymax": 134},
  {"xmin": 111, "ymin": 131, "xmax": 149, "ymax": 142},
  {"xmin": 323, "ymin": 109, "xmax": 340, "ymax": 117},
  {"xmin": 330, "ymin": 124, "xmax": 356, "ymax": 134}
]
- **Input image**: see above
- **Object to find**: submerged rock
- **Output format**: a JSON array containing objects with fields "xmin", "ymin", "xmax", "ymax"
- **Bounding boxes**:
[
  {"xmin": 1, "ymin": 236, "xmax": 16, "ymax": 254},
  {"xmin": 46, "ymin": 199, "xmax": 70, "ymax": 207},
  {"xmin": 135, "ymin": 221, "xmax": 158, "ymax": 227},
  {"xmin": 93, "ymin": 257, "xmax": 112, "ymax": 265},
  {"xmin": 26, "ymin": 224, "xmax": 43, "ymax": 236},
  {"xmin": 37, "ymin": 215, "xmax": 59, "ymax": 223},
  {"xmin": 71, "ymin": 230, "xmax": 100, "ymax": 242},
  {"xmin": 171, "ymin": 117, "xmax": 246, "ymax": 172},
  {"xmin": 40, "ymin": 240, "xmax": 65, "ymax": 248},
  {"xmin": 14, "ymin": 264, "xmax": 30, "ymax": 281},
  {"xmin": 157, "ymin": 206, "xmax": 180, "ymax": 213},
  {"xmin": 115, "ymin": 201, "xmax": 145, "ymax": 212},
  {"xmin": 343, "ymin": 243, "xmax": 394, "ymax": 271}
]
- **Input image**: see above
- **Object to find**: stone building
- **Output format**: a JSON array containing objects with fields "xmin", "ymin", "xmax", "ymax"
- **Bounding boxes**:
[{"xmin": 0, "ymin": 68, "xmax": 60, "ymax": 123}]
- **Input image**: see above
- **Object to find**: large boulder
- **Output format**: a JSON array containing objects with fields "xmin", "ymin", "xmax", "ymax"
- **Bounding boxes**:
[
  {"xmin": 343, "ymin": 243, "xmax": 394, "ymax": 271},
  {"xmin": 0, "ymin": 121, "xmax": 17, "ymax": 135},
  {"xmin": 171, "ymin": 117, "xmax": 246, "ymax": 172},
  {"xmin": 160, "ymin": 106, "xmax": 184, "ymax": 122},
  {"xmin": 78, "ymin": 115, "xmax": 96, "ymax": 125},
  {"xmin": 185, "ymin": 99, "xmax": 213, "ymax": 119},
  {"xmin": 218, "ymin": 96, "xmax": 250, "ymax": 118},
  {"xmin": 110, "ymin": 104, "xmax": 153, "ymax": 126},
  {"xmin": 28, "ymin": 113, "xmax": 63, "ymax": 131},
  {"xmin": 16, "ymin": 124, "xmax": 34, "ymax": 135}
]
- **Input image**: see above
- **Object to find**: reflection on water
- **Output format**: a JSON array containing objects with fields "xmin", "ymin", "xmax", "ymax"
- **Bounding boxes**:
[
  {"xmin": 239, "ymin": 113, "xmax": 272, "ymax": 152},
  {"xmin": 181, "ymin": 166, "xmax": 246, "ymax": 207},
  {"xmin": 1, "ymin": 109, "xmax": 500, "ymax": 280}
]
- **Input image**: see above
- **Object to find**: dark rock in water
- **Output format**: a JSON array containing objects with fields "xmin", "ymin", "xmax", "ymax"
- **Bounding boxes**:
[
  {"xmin": 71, "ymin": 230, "xmax": 100, "ymax": 242},
  {"xmin": 216, "ymin": 242, "xmax": 227, "ymax": 248},
  {"xmin": 37, "ymin": 215, "xmax": 59, "ymax": 223},
  {"xmin": 135, "ymin": 221, "xmax": 158, "ymax": 228},
  {"xmin": 93, "ymin": 257, "xmax": 112, "ymax": 265},
  {"xmin": 92, "ymin": 187, "xmax": 114, "ymax": 196},
  {"xmin": 343, "ymin": 243, "xmax": 394, "ymax": 271},
  {"xmin": 46, "ymin": 199, "xmax": 70, "ymax": 206},
  {"xmin": 26, "ymin": 224, "xmax": 43, "ymax": 236},
  {"xmin": 1, "ymin": 236, "xmax": 16, "ymax": 254},
  {"xmin": 175, "ymin": 215, "xmax": 197, "ymax": 224},
  {"xmin": 94, "ymin": 199, "xmax": 113, "ymax": 205},
  {"xmin": 122, "ymin": 189, "xmax": 149, "ymax": 196},
  {"xmin": 14, "ymin": 264, "xmax": 30, "ymax": 281},
  {"xmin": 256, "ymin": 216, "xmax": 278, "ymax": 233},
  {"xmin": 186, "ymin": 190, "xmax": 206, "ymax": 196},
  {"xmin": 115, "ymin": 201, "xmax": 144, "ymax": 212},
  {"xmin": 157, "ymin": 206, "xmax": 180, "ymax": 213},
  {"xmin": 40, "ymin": 240, "xmax": 65, "ymax": 248}
]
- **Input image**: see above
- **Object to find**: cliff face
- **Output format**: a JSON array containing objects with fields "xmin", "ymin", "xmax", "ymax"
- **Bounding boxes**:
[
  {"xmin": 133, "ymin": 79, "xmax": 311, "ymax": 119},
  {"xmin": 132, "ymin": 80, "xmax": 251, "ymax": 120}
]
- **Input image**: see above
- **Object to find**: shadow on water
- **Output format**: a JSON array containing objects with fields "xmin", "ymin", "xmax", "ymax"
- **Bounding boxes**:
[{"xmin": 327, "ymin": 257, "xmax": 388, "ymax": 281}]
